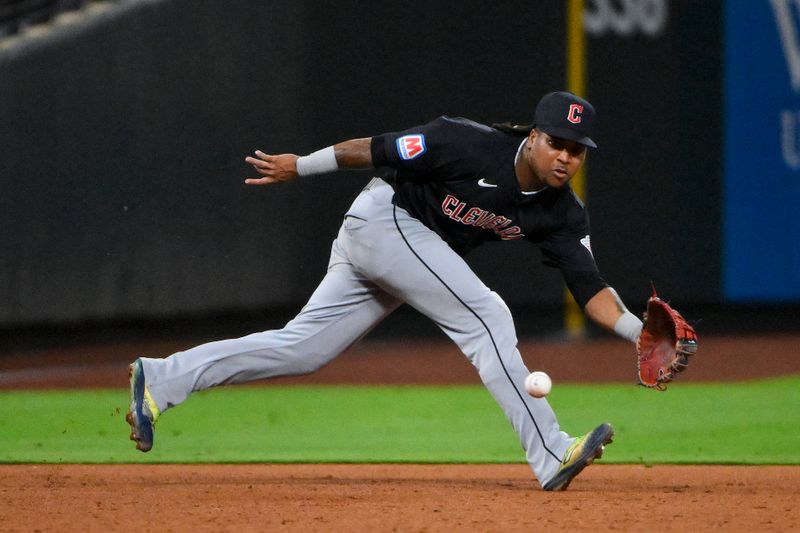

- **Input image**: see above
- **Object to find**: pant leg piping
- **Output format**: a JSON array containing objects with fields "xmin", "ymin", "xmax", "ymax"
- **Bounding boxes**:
[{"xmin": 392, "ymin": 204, "xmax": 561, "ymax": 463}]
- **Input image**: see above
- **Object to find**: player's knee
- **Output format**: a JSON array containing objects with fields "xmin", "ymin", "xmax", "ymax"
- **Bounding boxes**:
[
  {"xmin": 458, "ymin": 291, "xmax": 517, "ymax": 347},
  {"xmin": 289, "ymin": 355, "xmax": 329, "ymax": 375},
  {"xmin": 480, "ymin": 291, "xmax": 515, "ymax": 330},
  {"xmin": 249, "ymin": 328, "xmax": 338, "ymax": 375}
]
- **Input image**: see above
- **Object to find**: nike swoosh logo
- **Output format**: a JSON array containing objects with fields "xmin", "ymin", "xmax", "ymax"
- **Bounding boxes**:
[{"xmin": 477, "ymin": 178, "xmax": 498, "ymax": 188}]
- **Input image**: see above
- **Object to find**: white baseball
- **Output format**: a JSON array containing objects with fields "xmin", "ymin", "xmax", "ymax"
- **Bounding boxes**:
[{"xmin": 525, "ymin": 371, "xmax": 552, "ymax": 398}]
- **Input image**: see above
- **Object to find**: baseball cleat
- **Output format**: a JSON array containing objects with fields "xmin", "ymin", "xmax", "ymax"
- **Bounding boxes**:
[
  {"xmin": 543, "ymin": 422, "xmax": 614, "ymax": 491},
  {"xmin": 126, "ymin": 358, "xmax": 160, "ymax": 452}
]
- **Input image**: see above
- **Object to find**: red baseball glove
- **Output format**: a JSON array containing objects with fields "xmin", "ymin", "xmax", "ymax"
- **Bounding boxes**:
[{"xmin": 636, "ymin": 290, "xmax": 698, "ymax": 390}]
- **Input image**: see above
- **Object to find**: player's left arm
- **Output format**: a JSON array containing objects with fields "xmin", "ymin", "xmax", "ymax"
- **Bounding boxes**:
[
  {"xmin": 550, "ymin": 255, "xmax": 642, "ymax": 343},
  {"xmin": 584, "ymin": 287, "xmax": 642, "ymax": 343},
  {"xmin": 538, "ymin": 210, "xmax": 642, "ymax": 343},
  {"xmin": 244, "ymin": 138, "xmax": 373, "ymax": 185}
]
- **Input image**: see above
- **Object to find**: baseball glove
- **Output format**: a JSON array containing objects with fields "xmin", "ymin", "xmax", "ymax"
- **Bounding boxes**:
[{"xmin": 636, "ymin": 290, "xmax": 698, "ymax": 390}]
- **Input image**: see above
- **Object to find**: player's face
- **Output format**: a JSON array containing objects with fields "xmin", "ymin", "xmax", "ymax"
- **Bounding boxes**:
[{"xmin": 527, "ymin": 130, "xmax": 586, "ymax": 188}]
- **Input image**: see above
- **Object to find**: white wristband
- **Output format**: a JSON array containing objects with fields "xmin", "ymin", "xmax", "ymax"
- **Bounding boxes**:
[
  {"xmin": 613, "ymin": 311, "xmax": 643, "ymax": 343},
  {"xmin": 296, "ymin": 146, "xmax": 338, "ymax": 176}
]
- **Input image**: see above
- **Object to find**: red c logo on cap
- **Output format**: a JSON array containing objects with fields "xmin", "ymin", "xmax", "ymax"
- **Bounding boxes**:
[{"xmin": 567, "ymin": 104, "xmax": 583, "ymax": 124}]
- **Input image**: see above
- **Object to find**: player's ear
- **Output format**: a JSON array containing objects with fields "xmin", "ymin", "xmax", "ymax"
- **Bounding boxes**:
[{"xmin": 527, "ymin": 128, "xmax": 539, "ymax": 149}]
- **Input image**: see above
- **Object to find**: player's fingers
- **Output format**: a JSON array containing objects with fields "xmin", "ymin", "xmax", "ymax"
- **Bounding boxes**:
[
  {"xmin": 244, "ymin": 176, "xmax": 279, "ymax": 185},
  {"xmin": 247, "ymin": 161, "xmax": 276, "ymax": 175},
  {"xmin": 250, "ymin": 166, "xmax": 271, "ymax": 176},
  {"xmin": 244, "ymin": 156, "xmax": 274, "ymax": 169},
  {"xmin": 246, "ymin": 163, "xmax": 277, "ymax": 178}
]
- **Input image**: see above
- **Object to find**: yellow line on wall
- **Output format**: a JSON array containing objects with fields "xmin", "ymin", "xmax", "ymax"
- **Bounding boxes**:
[
  {"xmin": 564, "ymin": 0, "xmax": 587, "ymax": 337},
  {"xmin": 567, "ymin": 0, "xmax": 586, "ymax": 200}
]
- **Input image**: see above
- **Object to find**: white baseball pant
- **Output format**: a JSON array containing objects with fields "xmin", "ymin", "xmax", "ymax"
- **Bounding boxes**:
[{"xmin": 140, "ymin": 178, "xmax": 574, "ymax": 484}]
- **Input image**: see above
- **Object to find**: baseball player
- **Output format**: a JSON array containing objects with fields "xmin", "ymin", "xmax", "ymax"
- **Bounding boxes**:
[{"xmin": 127, "ymin": 92, "xmax": 647, "ymax": 491}]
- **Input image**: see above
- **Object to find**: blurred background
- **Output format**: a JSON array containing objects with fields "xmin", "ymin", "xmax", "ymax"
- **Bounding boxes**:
[{"xmin": 0, "ymin": 0, "xmax": 798, "ymax": 353}]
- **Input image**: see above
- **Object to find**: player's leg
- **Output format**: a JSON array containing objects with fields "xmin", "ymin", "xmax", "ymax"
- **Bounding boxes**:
[
  {"xmin": 340, "ymin": 179, "xmax": 575, "ymax": 485},
  {"xmin": 138, "ymin": 238, "xmax": 401, "ymax": 415}
]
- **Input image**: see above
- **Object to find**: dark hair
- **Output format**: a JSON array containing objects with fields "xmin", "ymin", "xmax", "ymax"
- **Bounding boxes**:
[{"xmin": 491, "ymin": 122, "xmax": 534, "ymax": 136}]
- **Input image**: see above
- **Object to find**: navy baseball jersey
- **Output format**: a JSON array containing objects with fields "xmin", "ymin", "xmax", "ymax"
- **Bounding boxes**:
[{"xmin": 370, "ymin": 116, "xmax": 608, "ymax": 307}]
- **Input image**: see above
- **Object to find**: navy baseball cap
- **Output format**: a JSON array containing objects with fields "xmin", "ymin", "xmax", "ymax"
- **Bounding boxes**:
[{"xmin": 534, "ymin": 91, "xmax": 597, "ymax": 148}]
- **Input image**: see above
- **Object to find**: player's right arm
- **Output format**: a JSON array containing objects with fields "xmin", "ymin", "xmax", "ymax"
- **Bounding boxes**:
[
  {"xmin": 246, "ymin": 116, "xmax": 460, "ymax": 185},
  {"xmin": 244, "ymin": 138, "xmax": 373, "ymax": 185}
]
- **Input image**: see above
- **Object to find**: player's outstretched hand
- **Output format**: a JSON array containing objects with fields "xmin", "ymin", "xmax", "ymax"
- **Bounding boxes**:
[{"xmin": 244, "ymin": 151, "xmax": 299, "ymax": 185}]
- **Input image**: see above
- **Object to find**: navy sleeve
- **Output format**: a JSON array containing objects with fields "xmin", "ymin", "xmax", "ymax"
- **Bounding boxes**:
[
  {"xmin": 536, "ymin": 207, "xmax": 609, "ymax": 308},
  {"xmin": 370, "ymin": 116, "xmax": 481, "ymax": 180}
]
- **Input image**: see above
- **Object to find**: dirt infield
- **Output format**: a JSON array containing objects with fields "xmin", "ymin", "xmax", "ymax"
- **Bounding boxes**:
[
  {"xmin": 1, "ymin": 334, "xmax": 798, "ymax": 531},
  {"xmin": 2, "ymin": 464, "xmax": 798, "ymax": 531}
]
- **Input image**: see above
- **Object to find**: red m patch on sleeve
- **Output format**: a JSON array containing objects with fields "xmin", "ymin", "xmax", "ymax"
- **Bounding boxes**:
[{"xmin": 396, "ymin": 134, "xmax": 427, "ymax": 160}]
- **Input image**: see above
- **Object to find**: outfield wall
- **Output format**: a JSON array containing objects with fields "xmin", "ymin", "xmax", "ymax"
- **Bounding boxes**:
[{"xmin": 0, "ymin": 0, "xmax": 796, "ymax": 332}]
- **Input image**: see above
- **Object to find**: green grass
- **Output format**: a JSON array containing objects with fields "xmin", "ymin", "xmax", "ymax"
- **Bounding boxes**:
[{"xmin": 0, "ymin": 377, "xmax": 798, "ymax": 464}]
